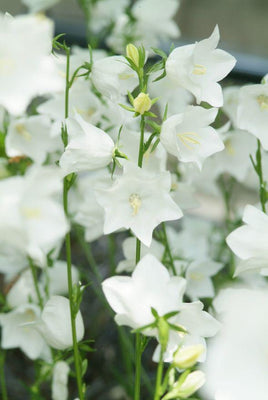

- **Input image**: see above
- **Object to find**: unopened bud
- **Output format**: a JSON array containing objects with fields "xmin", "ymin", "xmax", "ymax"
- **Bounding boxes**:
[
  {"xmin": 176, "ymin": 371, "xmax": 205, "ymax": 399},
  {"xmin": 133, "ymin": 93, "xmax": 152, "ymax": 115},
  {"xmin": 162, "ymin": 371, "xmax": 205, "ymax": 400},
  {"xmin": 173, "ymin": 344, "xmax": 204, "ymax": 369},
  {"xmin": 126, "ymin": 43, "xmax": 140, "ymax": 68}
]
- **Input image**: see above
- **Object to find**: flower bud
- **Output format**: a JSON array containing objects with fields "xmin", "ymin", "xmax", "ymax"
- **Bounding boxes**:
[
  {"xmin": 126, "ymin": 43, "xmax": 140, "ymax": 68},
  {"xmin": 133, "ymin": 93, "xmax": 152, "ymax": 115},
  {"xmin": 173, "ymin": 344, "xmax": 204, "ymax": 369},
  {"xmin": 162, "ymin": 371, "xmax": 205, "ymax": 400},
  {"xmin": 176, "ymin": 371, "xmax": 205, "ymax": 399}
]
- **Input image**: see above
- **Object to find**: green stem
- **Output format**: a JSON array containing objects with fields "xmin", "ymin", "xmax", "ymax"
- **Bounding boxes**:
[
  {"xmin": 0, "ymin": 350, "xmax": 8, "ymax": 400},
  {"xmin": 134, "ymin": 333, "xmax": 142, "ymax": 400},
  {"xmin": 154, "ymin": 347, "xmax": 164, "ymax": 400},
  {"xmin": 63, "ymin": 46, "xmax": 84, "ymax": 400},
  {"xmin": 256, "ymin": 139, "xmax": 266, "ymax": 212},
  {"xmin": 134, "ymin": 113, "xmax": 146, "ymax": 400},
  {"xmin": 162, "ymin": 222, "xmax": 176, "ymax": 276},
  {"xmin": 28, "ymin": 257, "xmax": 43, "ymax": 309}
]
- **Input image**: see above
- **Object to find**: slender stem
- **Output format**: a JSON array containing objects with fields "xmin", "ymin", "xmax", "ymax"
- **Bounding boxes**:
[
  {"xmin": 0, "ymin": 350, "xmax": 8, "ymax": 400},
  {"xmin": 134, "ymin": 333, "xmax": 142, "ymax": 400},
  {"xmin": 28, "ymin": 257, "xmax": 43, "ymax": 309},
  {"xmin": 256, "ymin": 139, "xmax": 266, "ymax": 212},
  {"xmin": 63, "ymin": 46, "xmax": 84, "ymax": 400},
  {"xmin": 154, "ymin": 347, "xmax": 164, "ymax": 400},
  {"xmin": 134, "ymin": 114, "xmax": 146, "ymax": 400},
  {"xmin": 161, "ymin": 222, "xmax": 176, "ymax": 276}
]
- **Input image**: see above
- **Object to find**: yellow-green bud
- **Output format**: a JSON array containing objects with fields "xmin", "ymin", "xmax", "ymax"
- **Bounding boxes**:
[
  {"xmin": 133, "ymin": 93, "xmax": 152, "ymax": 115},
  {"xmin": 126, "ymin": 43, "xmax": 140, "ymax": 68},
  {"xmin": 173, "ymin": 344, "xmax": 204, "ymax": 369}
]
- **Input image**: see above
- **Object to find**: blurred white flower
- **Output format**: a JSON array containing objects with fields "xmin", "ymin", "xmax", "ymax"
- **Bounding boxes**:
[
  {"xmin": 0, "ymin": 165, "xmax": 68, "ymax": 265},
  {"xmin": 41, "ymin": 260, "xmax": 79, "ymax": 296},
  {"xmin": 226, "ymin": 204, "xmax": 268, "ymax": 275},
  {"xmin": 22, "ymin": 0, "xmax": 61, "ymax": 13},
  {"xmin": 6, "ymin": 115, "xmax": 62, "ymax": 163},
  {"xmin": 52, "ymin": 361, "xmax": 70, "ymax": 400},
  {"xmin": 160, "ymin": 106, "xmax": 224, "ymax": 169},
  {"xmin": 0, "ymin": 13, "xmax": 63, "ymax": 115},
  {"xmin": 91, "ymin": 55, "xmax": 138, "ymax": 101},
  {"xmin": 202, "ymin": 287, "xmax": 268, "ymax": 400},
  {"xmin": 59, "ymin": 114, "xmax": 114, "ymax": 175},
  {"xmin": 132, "ymin": 0, "xmax": 180, "ymax": 50},
  {"xmin": 95, "ymin": 162, "xmax": 182, "ymax": 246},
  {"xmin": 175, "ymin": 260, "xmax": 223, "ymax": 300},
  {"xmin": 70, "ymin": 169, "xmax": 111, "ymax": 242},
  {"xmin": 237, "ymin": 83, "xmax": 268, "ymax": 150},
  {"xmin": 116, "ymin": 236, "xmax": 164, "ymax": 273},
  {"xmin": 6, "ymin": 269, "xmax": 41, "ymax": 308},
  {"xmin": 90, "ymin": 0, "xmax": 129, "ymax": 34},
  {"xmin": 0, "ymin": 304, "xmax": 49, "ymax": 360},
  {"xmin": 39, "ymin": 296, "xmax": 84, "ymax": 350},
  {"xmin": 166, "ymin": 25, "xmax": 236, "ymax": 107}
]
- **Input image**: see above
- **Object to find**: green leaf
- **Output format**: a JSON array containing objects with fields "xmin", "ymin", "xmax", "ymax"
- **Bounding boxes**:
[{"xmin": 151, "ymin": 47, "xmax": 167, "ymax": 60}]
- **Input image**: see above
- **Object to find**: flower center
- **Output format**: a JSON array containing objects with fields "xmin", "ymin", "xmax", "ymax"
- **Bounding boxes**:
[
  {"xmin": 225, "ymin": 139, "xmax": 235, "ymax": 156},
  {"xmin": 257, "ymin": 94, "xmax": 268, "ymax": 110},
  {"xmin": 129, "ymin": 193, "xmax": 141, "ymax": 215},
  {"xmin": 0, "ymin": 56, "xmax": 15, "ymax": 75},
  {"xmin": 177, "ymin": 132, "xmax": 200, "ymax": 150},
  {"xmin": 192, "ymin": 64, "xmax": 206, "ymax": 75},
  {"xmin": 189, "ymin": 272, "xmax": 204, "ymax": 281},
  {"xmin": 16, "ymin": 124, "xmax": 32, "ymax": 141},
  {"xmin": 21, "ymin": 207, "xmax": 41, "ymax": 219}
]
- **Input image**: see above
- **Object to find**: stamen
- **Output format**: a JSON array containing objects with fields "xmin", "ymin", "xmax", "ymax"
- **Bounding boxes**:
[
  {"xmin": 257, "ymin": 94, "xmax": 268, "ymax": 110},
  {"xmin": 192, "ymin": 64, "xmax": 206, "ymax": 75},
  {"xmin": 177, "ymin": 132, "xmax": 200, "ymax": 150},
  {"xmin": 129, "ymin": 193, "xmax": 141, "ymax": 215},
  {"xmin": 16, "ymin": 124, "xmax": 32, "ymax": 141}
]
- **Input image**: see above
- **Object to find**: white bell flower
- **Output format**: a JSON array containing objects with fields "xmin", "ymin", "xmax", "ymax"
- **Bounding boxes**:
[
  {"xmin": 41, "ymin": 260, "xmax": 79, "ymax": 296},
  {"xmin": 70, "ymin": 169, "xmax": 111, "ymax": 242},
  {"xmin": 175, "ymin": 260, "xmax": 223, "ymax": 300},
  {"xmin": 0, "ymin": 13, "xmax": 63, "ymax": 115},
  {"xmin": 52, "ymin": 361, "xmax": 70, "ymax": 400},
  {"xmin": 39, "ymin": 296, "xmax": 84, "ymax": 350},
  {"xmin": 37, "ymin": 80, "xmax": 103, "ymax": 129},
  {"xmin": 237, "ymin": 83, "xmax": 268, "ymax": 150},
  {"xmin": 0, "ymin": 242, "xmax": 28, "ymax": 277},
  {"xmin": 116, "ymin": 236, "xmax": 165, "ymax": 273},
  {"xmin": 95, "ymin": 162, "xmax": 182, "ymax": 246},
  {"xmin": 222, "ymin": 86, "xmax": 240, "ymax": 127},
  {"xmin": 91, "ymin": 55, "xmax": 138, "ymax": 101},
  {"xmin": 22, "ymin": 0, "xmax": 61, "ymax": 13},
  {"xmin": 170, "ymin": 175, "xmax": 199, "ymax": 211},
  {"xmin": 102, "ymin": 254, "xmax": 187, "ymax": 331},
  {"xmin": 6, "ymin": 115, "xmax": 62, "ymax": 164},
  {"xmin": 165, "ymin": 25, "xmax": 236, "ymax": 107},
  {"xmin": 90, "ymin": 0, "xmax": 129, "ymax": 34},
  {"xmin": 202, "ymin": 287, "xmax": 268, "ymax": 400},
  {"xmin": 59, "ymin": 114, "xmax": 114, "ymax": 176},
  {"xmin": 6, "ymin": 269, "xmax": 41, "ymax": 308},
  {"xmin": 131, "ymin": 0, "xmax": 180, "ymax": 50},
  {"xmin": 160, "ymin": 106, "xmax": 224, "ymax": 169},
  {"xmin": 0, "ymin": 165, "xmax": 69, "ymax": 265},
  {"xmin": 103, "ymin": 254, "xmax": 219, "ymax": 361},
  {"xmin": 0, "ymin": 304, "xmax": 49, "ymax": 360},
  {"xmin": 226, "ymin": 205, "xmax": 268, "ymax": 276}
]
